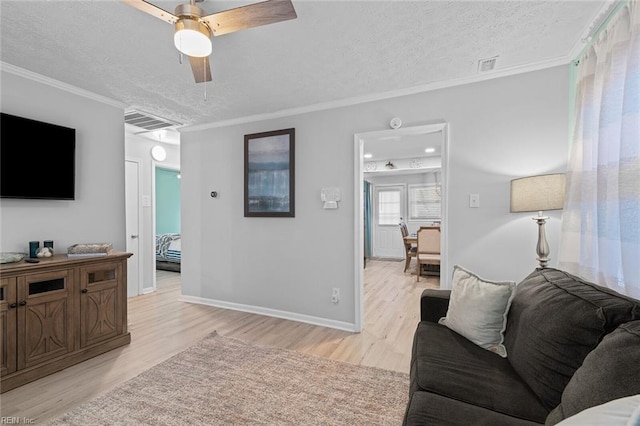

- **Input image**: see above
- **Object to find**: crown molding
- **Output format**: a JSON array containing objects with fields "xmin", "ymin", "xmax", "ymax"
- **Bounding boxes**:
[
  {"xmin": 0, "ymin": 61, "xmax": 126, "ymax": 110},
  {"xmin": 181, "ymin": 55, "xmax": 571, "ymax": 133},
  {"xmin": 1, "ymin": 50, "xmax": 573, "ymax": 135}
]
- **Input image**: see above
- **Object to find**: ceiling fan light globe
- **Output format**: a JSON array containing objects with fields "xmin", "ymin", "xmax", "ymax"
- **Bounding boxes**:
[{"xmin": 174, "ymin": 19, "xmax": 212, "ymax": 57}]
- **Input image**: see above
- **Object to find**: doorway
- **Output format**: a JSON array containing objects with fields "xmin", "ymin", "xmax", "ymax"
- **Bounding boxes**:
[
  {"xmin": 353, "ymin": 122, "xmax": 450, "ymax": 332},
  {"xmin": 153, "ymin": 163, "xmax": 181, "ymax": 280}
]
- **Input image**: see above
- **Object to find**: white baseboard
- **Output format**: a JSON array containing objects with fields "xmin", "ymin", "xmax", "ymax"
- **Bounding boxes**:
[{"xmin": 178, "ymin": 295, "xmax": 358, "ymax": 333}]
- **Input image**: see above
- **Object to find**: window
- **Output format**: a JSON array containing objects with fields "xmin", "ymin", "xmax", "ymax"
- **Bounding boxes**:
[
  {"xmin": 408, "ymin": 184, "xmax": 441, "ymax": 220},
  {"xmin": 377, "ymin": 189, "xmax": 401, "ymax": 225},
  {"xmin": 558, "ymin": 2, "xmax": 639, "ymax": 299}
]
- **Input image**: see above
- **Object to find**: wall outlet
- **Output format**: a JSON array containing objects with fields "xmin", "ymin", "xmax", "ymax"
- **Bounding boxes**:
[{"xmin": 331, "ymin": 288, "xmax": 340, "ymax": 304}]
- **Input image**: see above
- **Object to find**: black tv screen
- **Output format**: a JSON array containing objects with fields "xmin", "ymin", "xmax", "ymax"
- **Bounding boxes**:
[{"xmin": 1, "ymin": 113, "xmax": 76, "ymax": 200}]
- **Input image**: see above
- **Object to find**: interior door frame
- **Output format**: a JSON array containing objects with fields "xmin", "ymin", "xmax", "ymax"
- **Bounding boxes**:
[{"xmin": 353, "ymin": 122, "xmax": 450, "ymax": 332}]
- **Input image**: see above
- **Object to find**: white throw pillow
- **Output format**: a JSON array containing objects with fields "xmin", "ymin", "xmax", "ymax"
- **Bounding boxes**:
[
  {"xmin": 555, "ymin": 394, "xmax": 640, "ymax": 426},
  {"xmin": 438, "ymin": 265, "xmax": 516, "ymax": 357}
]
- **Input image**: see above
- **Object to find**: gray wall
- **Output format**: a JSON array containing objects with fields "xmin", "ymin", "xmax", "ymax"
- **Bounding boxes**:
[
  {"xmin": 1, "ymin": 64, "xmax": 569, "ymax": 331},
  {"xmin": 0, "ymin": 70, "xmax": 126, "ymax": 254},
  {"xmin": 0, "ymin": 65, "xmax": 181, "ymax": 298},
  {"xmin": 180, "ymin": 66, "xmax": 570, "ymax": 330}
]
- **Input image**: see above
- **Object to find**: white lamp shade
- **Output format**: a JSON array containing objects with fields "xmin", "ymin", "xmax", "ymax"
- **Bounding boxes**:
[
  {"xmin": 174, "ymin": 19, "xmax": 212, "ymax": 57},
  {"xmin": 510, "ymin": 173, "xmax": 566, "ymax": 213}
]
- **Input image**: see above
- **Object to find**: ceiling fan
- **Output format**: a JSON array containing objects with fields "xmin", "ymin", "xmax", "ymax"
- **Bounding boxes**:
[{"xmin": 122, "ymin": 0, "xmax": 297, "ymax": 83}]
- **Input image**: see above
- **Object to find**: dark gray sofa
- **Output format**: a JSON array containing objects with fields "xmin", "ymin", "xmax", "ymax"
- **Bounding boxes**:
[{"xmin": 403, "ymin": 267, "xmax": 640, "ymax": 425}]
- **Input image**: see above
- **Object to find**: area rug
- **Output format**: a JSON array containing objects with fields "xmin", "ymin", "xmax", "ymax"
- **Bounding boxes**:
[{"xmin": 44, "ymin": 332, "xmax": 409, "ymax": 425}]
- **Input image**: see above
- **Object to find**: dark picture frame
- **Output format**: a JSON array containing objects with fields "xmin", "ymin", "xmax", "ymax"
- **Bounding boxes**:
[{"xmin": 244, "ymin": 128, "xmax": 295, "ymax": 217}]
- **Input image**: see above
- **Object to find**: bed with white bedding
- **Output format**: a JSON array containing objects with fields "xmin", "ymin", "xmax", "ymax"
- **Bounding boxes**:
[{"xmin": 155, "ymin": 233, "xmax": 181, "ymax": 272}]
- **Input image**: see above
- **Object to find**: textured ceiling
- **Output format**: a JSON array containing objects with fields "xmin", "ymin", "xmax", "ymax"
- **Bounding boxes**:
[{"xmin": 0, "ymin": 0, "xmax": 609, "ymax": 130}]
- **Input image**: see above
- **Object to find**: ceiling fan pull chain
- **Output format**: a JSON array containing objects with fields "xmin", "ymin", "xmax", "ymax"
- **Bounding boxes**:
[
  {"xmin": 178, "ymin": 52, "xmax": 183, "ymax": 65},
  {"xmin": 203, "ymin": 57, "xmax": 208, "ymax": 101}
]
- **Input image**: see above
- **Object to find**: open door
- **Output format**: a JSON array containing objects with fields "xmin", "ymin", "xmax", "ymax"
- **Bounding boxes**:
[{"xmin": 125, "ymin": 160, "xmax": 142, "ymax": 297}]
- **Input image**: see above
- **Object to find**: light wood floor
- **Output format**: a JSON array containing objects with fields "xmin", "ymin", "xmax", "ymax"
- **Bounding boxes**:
[{"xmin": 0, "ymin": 259, "xmax": 438, "ymax": 423}]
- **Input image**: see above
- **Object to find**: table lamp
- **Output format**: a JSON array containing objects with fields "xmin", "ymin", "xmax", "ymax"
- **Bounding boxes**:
[{"xmin": 510, "ymin": 173, "xmax": 566, "ymax": 268}]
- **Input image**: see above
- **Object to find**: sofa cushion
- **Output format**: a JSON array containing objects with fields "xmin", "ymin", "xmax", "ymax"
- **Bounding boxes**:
[
  {"xmin": 504, "ymin": 268, "xmax": 640, "ymax": 411},
  {"xmin": 420, "ymin": 289, "xmax": 451, "ymax": 323},
  {"xmin": 438, "ymin": 265, "xmax": 516, "ymax": 357},
  {"xmin": 545, "ymin": 320, "xmax": 640, "ymax": 425},
  {"xmin": 410, "ymin": 321, "xmax": 548, "ymax": 423},
  {"xmin": 405, "ymin": 391, "xmax": 544, "ymax": 426}
]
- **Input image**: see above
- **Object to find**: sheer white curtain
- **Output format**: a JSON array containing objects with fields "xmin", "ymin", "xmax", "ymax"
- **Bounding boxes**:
[{"xmin": 558, "ymin": 0, "xmax": 640, "ymax": 299}]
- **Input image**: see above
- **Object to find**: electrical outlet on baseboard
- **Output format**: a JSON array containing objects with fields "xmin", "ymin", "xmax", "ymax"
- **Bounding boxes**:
[{"xmin": 331, "ymin": 288, "xmax": 340, "ymax": 304}]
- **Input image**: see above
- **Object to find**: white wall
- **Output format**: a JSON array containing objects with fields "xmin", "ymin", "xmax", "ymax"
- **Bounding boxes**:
[
  {"xmin": 0, "ymin": 70, "xmax": 127, "ymax": 254},
  {"xmin": 125, "ymin": 135, "xmax": 180, "ymax": 293},
  {"xmin": 180, "ymin": 66, "xmax": 570, "ymax": 330}
]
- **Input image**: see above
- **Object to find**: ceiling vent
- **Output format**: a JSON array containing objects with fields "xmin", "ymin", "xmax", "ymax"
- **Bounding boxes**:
[
  {"xmin": 124, "ymin": 110, "xmax": 182, "ymax": 131},
  {"xmin": 477, "ymin": 56, "xmax": 499, "ymax": 73}
]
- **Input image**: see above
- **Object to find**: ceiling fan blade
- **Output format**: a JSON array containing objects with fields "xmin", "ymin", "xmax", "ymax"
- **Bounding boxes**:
[
  {"xmin": 121, "ymin": 0, "xmax": 178, "ymax": 24},
  {"xmin": 188, "ymin": 55, "xmax": 212, "ymax": 83},
  {"xmin": 202, "ymin": 0, "xmax": 297, "ymax": 37}
]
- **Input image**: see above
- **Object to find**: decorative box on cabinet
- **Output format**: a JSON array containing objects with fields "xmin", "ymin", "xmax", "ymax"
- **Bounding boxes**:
[{"xmin": 0, "ymin": 252, "xmax": 132, "ymax": 392}]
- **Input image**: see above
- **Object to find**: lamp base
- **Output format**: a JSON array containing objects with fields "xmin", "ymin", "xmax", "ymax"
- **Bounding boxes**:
[{"xmin": 532, "ymin": 213, "xmax": 550, "ymax": 268}]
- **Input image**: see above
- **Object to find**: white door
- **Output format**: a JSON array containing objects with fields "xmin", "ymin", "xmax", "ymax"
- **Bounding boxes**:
[
  {"xmin": 125, "ymin": 160, "xmax": 141, "ymax": 298},
  {"xmin": 372, "ymin": 185, "xmax": 405, "ymax": 259}
]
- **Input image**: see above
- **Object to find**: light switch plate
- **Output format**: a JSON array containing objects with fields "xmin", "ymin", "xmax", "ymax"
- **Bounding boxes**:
[{"xmin": 469, "ymin": 194, "xmax": 480, "ymax": 208}]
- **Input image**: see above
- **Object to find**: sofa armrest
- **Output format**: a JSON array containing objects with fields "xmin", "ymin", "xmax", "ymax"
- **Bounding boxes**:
[{"xmin": 420, "ymin": 289, "xmax": 451, "ymax": 323}]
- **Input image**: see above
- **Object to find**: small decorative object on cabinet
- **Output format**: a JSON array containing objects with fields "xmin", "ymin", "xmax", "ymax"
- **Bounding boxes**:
[
  {"xmin": 0, "ymin": 253, "xmax": 26, "ymax": 264},
  {"xmin": 0, "ymin": 251, "xmax": 132, "ymax": 392},
  {"xmin": 35, "ymin": 247, "xmax": 54, "ymax": 258}
]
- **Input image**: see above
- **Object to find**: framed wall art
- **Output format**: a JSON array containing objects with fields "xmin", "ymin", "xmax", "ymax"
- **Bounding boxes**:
[{"xmin": 244, "ymin": 128, "xmax": 295, "ymax": 217}]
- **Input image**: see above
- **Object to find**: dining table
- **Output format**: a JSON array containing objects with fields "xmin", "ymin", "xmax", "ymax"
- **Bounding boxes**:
[{"xmin": 404, "ymin": 235, "xmax": 417, "ymax": 245}]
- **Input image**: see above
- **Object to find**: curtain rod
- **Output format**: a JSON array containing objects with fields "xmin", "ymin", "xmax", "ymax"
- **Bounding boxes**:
[{"xmin": 573, "ymin": 0, "xmax": 631, "ymax": 65}]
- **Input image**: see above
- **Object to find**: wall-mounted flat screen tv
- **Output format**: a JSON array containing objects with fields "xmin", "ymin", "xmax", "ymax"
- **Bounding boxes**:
[{"xmin": 1, "ymin": 113, "xmax": 76, "ymax": 200}]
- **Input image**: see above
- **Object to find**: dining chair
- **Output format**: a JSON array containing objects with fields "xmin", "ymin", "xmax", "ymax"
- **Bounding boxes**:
[
  {"xmin": 400, "ymin": 222, "xmax": 417, "ymax": 272},
  {"xmin": 416, "ymin": 226, "xmax": 441, "ymax": 281}
]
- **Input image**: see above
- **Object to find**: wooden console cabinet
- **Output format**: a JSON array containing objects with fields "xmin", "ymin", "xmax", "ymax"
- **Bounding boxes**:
[{"xmin": 0, "ymin": 251, "xmax": 132, "ymax": 392}]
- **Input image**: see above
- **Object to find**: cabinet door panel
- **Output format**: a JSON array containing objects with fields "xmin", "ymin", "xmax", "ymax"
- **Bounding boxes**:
[
  {"xmin": 0, "ymin": 278, "xmax": 17, "ymax": 376},
  {"xmin": 80, "ymin": 262, "xmax": 123, "ymax": 347},
  {"xmin": 24, "ymin": 299, "xmax": 71, "ymax": 365},
  {"xmin": 20, "ymin": 271, "xmax": 74, "ymax": 370},
  {"xmin": 84, "ymin": 287, "xmax": 117, "ymax": 342}
]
